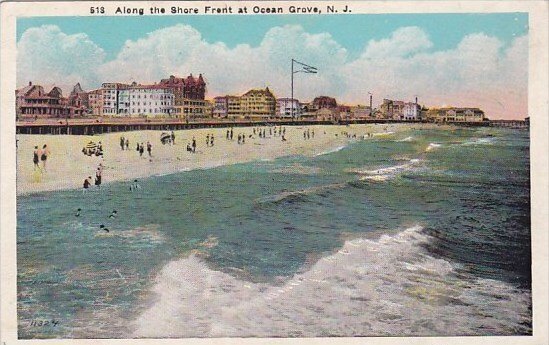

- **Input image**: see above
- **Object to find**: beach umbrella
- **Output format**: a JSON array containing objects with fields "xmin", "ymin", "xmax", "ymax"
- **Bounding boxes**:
[{"xmin": 86, "ymin": 141, "xmax": 97, "ymax": 149}]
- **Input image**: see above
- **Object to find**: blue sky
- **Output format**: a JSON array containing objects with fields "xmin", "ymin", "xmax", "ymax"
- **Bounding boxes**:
[
  {"xmin": 16, "ymin": 13, "xmax": 529, "ymax": 119},
  {"xmin": 18, "ymin": 13, "xmax": 528, "ymax": 59}
]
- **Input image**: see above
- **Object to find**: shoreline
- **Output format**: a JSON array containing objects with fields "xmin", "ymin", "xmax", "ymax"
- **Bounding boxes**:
[{"xmin": 16, "ymin": 123, "xmax": 447, "ymax": 196}]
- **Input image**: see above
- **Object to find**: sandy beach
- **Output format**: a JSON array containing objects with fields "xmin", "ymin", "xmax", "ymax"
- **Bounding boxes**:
[{"xmin": 16, "ymin": 123, "xmax": 435, "ymax": 195}]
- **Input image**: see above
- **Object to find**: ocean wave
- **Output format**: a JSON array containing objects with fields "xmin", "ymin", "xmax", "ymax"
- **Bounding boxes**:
[
  {"xmin": 425, "ymin": 143, "xmax": 442, "ymax": 152},
  {"xmin": 349, "ymin": 159, "xmax": 422, "ymax": 182},
  {"xmin": 396, "ymin": 136, "xmax": 414, "ymax": 142},
  {"xmin": 254, "ymin": 183, "xmax": 346, "ymax": 205},
  {"xmin": 131, "ymin": 225, "xmax": 531, "ymax": 338},
  {"xmin": 270, "ymin": 163, "xmax": 322, "ymax": 175},
  {"xmin": 460, "ymin": 137, "xmax": 496, "ymax": 146},
  {"xmin": 314, "ymin": 145, "xmax": 347, "ymax": 157}
]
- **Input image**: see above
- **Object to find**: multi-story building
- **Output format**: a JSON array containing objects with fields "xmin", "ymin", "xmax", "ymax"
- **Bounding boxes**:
[
  {"xmin": 68, "ymin": 83, "xmax": 89, "ymax": 117},
  {"xmin": 349, "ymin": 105, "xmax": 372, "ymax": 119},
  {"xmin": 240, "ymin": 87, "xmax": 276, "ymax": 119},
  {"xmin": 101, "ymin": 83, "xmax": 128, "ymax": 116},
  {"xmin": 227, "ymin": 96, "xmax": 241, "ymax": 118},
  {"xmin": 425, "ymin": 107, "xmax": 485, "ymax": 122},
  {"xmin": 159, "ymin": 74, "xmax": 207, "ymax": 119},
  {"xmin": 118, "ymin": 83, "xmax": 174, "ymax": 117},
  {"xmin": 88, "ymin": 89, "xmax": 103, "ymax": 116},
  {"xmin": 402, "ymin": 102, "xmax": 421, "ymax": 120},
  {"xmin": 15, "ymin": 82, "xmax": 72, "ymax": 119},
  {"xmin": 213, "ymin": 96, "xmax": 229, "ymax": 118},
  {"xmin": 276, "ymin": 98, "xmax": 301, "ymax": 118},
  {"xmin": 310, "ymin": 96, "xmax": 337, "ymax": 112}
]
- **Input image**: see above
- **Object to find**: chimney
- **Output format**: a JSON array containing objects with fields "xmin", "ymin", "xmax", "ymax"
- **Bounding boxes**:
[
  {"xmin": 29, "ymin": 81, "xmax": 32, "ymax": 86},
  {"xmin": 415, "ymin": 97, "xmax": 418, "ymax": 105}
]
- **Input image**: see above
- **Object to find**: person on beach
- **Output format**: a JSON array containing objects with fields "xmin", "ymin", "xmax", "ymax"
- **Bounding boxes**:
[
  {"xmin": 147, "ymin": 141, "xmax": 152, "ymax": 156},
  {"xmin": 171, "ymin": 131, "xmax": 175, "ymax": 145},
  {"xmin": 210, "ymin": 135, "xmax": 214, "ymax": 147},
  {"xmin": 95, "ymin": 167, "xmax": 102, "ymax": 187},
  {"xmin": 83, "ymin": 176, "xmax": 91, "ymax": 192},
  {"xmin": 125, "ymin": 138, "xmax": 129, "ymax": 150},
  {"xmin": 33, "ymin": 146, "xmax": 40, "ymax": 171},
  {"xmin": 192, "ymin": 137, "xmax": 197, "ymax": 153},
  {"xmin": 242, "ymin": 134, "xmax": 245, "ymax": 144},
  {"xmin": 282, "ymin": 134, "xmax": 286, "ymax": 141},
  {"xmin": 186, "ymin": 143, "xmax": 191, "ymax": 152},
  {"xmin": 237, "ymin": 134, "xmax": 241, "ymax": 145},
  {"xmin": 97, "ymin": 142, "xmax": 103, "ymax": 156},
  {"xmin": 120, "ymin": 136, "xmax": 125, "ymax": 151},
  {"xmin": 40, "ymin": 144, "xmax": 50, "ymax": 172},
  {"xmin": 130, "ymin": 179, "xmax": 140, "ymax": 191},
  {"xmin": 206, "ymin": 134, "xmax": 210, "ymax": 147},
  {"xmin": 312, "ymin": 130, "xmax": 315, "ymax": 138},
  {"xmin": 136, "ymin": 143, "xmax": 140, "ymax": 152},
  {"xmin": 230, "ymin": 128, "xmax": 234, "ymax": 140},
  {"xmin": 139, "ymin": 143, "xmax": 144, "ymax": 157},
  {"xmin": 226, "ymin": 130, "xmax": 230, "ymax": 140}
]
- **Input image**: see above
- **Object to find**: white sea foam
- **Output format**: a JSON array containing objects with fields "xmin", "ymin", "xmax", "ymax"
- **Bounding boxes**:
[
  {"xmin": 131, "ymin": 225, "xmax": 531, "ymax": 338},
  {"xmin": 350, "ymin": 159, "xmax": 422, "ymax": 182},
  {"xmin": 397, "ymin": 136, "xmax": 414, "ymax": 142},
  {"xmin": 314, "ymin": 145, "xmax": 347, "ymax": 156},
  {"xmin": 461, "ymin": 137, "xmax": 496, "ymax": 146},
  {"xmin": 425, "ymin": 143, "xmax": 442, "ymax": 152}
]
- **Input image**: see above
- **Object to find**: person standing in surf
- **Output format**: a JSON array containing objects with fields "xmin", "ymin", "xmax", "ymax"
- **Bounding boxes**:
[
  {"xmin": 33, "ymin": 146, "xmax": 40, "ymax": 172},
  {"xmin": 40, "ymin": 144, "xmax": 50, "ymax": 172}
]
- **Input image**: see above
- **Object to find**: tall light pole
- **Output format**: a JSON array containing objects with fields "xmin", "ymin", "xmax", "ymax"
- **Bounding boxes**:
[
  {"xmin": 368, "ymin": 92, "xmax": 373, "ymax": 117},
  {"xmin": 291, "ymin": 58, "xmax": 317, "ymax": 120}
]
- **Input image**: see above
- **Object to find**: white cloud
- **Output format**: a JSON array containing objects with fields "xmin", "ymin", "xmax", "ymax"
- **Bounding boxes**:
[
  {"xmin": 17, "ymin": 25, "xmax": 106, "ymax": 92},
  {"xmin": 17, "ymin": 24, "xmax": 527, "ymax": 118}
]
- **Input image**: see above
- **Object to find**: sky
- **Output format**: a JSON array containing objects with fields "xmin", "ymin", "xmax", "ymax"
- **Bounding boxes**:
[{"xmin": 17, "ymin": 13, "xmax": 528, "ymax": 119}]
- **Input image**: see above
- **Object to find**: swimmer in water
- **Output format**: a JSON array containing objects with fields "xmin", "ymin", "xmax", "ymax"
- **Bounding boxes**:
[
  {"xmin": 109, "ymin": 210, "xmax": 117, "ymax": 219},
  {"xmin": 99, "ymin": 224, "xmax": 109, "ymax": 233},
  {"xmin": 75, "ymin": 208, "xmax": 81, "ymax": 217}
]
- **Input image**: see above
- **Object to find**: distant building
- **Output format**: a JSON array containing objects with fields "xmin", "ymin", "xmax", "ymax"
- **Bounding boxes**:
[
  {"xmin": 402, "ymin": 102, "xmax": 421, "ymax": 120},
  {"xmin": 101, "ymin": 83, "xmax": 128, "ymax": 116},
  {"xmin": 159, "ymin": 74, "xmax": 207, "ymax": 119},
  {"xmin": 227, "ymin": 96, "xmax": 242, "ymax": 118},
  {"xmin": 213, "ymin": 96, "xmax": 228, "ymax": 118},
  {"xmin": 349, "ymin": 105, "xmax": 372, "ymax": 119},
  {"xmin": 118, "ymin": 82, "xmax": 174, "ymax": 117},
  {"xmin": 88, "ymin": 89, "xmax": 103, "ymax": 116},
  {"xmin": 426, "ymin": 107, "xmax": 485, "ymax": 122},
  {"xmin": 310, "ymin": 96, "xmax": 337, "ymax": 112},
  {"xmin": 276, "ymin": 98, "xmax": 301, "ymax": 118},
  {"xmin": 15, "ymin": 82, "xmax": 71, "ymax": 119},
  {"xmin": 68, "ymin": 83, "xmax": 89, "ymax": 117},
  {"xmin": 240, "ymin": 87, "xmax": 276, "ymax": 119},
  {"xmin": 379, "ymin": 98, "xmax": 421, "ymax": 120}
]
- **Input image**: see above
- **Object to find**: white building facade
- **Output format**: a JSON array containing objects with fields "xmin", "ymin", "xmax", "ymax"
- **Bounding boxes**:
[
  {"xmin": 402, "ymin": 102, "xmax": 421, "ymax": 120},
  {"xmin": 118, "ymin": 85, "xmax": 174, "ymax": 117},
  {"xmin": 276, "ymin": 98, "xmax": 301, "ymax": 118}
]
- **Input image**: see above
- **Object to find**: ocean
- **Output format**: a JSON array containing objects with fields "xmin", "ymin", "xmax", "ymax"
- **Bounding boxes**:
[{"xmin": 17, "ymin": 126, "xmax": 531, "ymax": 338}]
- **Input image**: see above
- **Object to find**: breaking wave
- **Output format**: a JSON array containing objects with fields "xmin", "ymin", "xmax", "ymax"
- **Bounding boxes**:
[
  {"xmin": 425, "ymin": 143, "xmax": 442, "ymax": 152},
  {"xmin": 314, "ymin": 145, "xmax": 347, "ymax": 157},
  {"xmin": 131, "ymin": 225, "xmax": 531, "ymax": 338}
]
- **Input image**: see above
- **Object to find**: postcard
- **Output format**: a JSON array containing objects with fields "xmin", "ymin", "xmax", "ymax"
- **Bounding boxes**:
[{"xmin": 1, "ymin": 1, "xmax": 547, "ymax": 344}]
